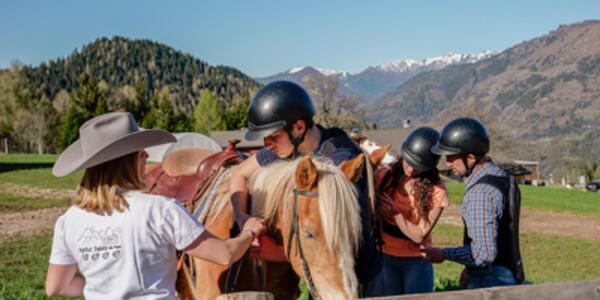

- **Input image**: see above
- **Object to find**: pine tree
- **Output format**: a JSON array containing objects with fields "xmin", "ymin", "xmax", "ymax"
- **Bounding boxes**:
[
  {"xmin": 223, "ymin": 96, "xmax": 249, "ymax": 130},
  {"xmin": 128, "ymin": 80, "xmax": 149, "ymax": 120},
  {"xmin": 57, "ymin": 73, "xmax": 107, "ymax": 150},
  {"xmin": 172, "ymin": 112, "xmax": 193, "ymax": 132},
  {"xmin": 153, "ymin": 88, "xmax": 174, "ymax": 130},
  {"xmin": 194, "ymin": 89, "xmax": 225, "ymax": 134}
]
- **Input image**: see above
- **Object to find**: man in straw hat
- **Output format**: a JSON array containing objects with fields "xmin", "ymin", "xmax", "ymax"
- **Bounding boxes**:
[{"xmin": 46, "ymin": 112, "xmax": 266, "ymax": 299}]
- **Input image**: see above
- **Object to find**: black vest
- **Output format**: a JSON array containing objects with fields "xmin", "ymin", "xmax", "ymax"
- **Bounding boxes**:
[
  {"xmin": 463, "ymin": 174, "xmax": 525, "ymax": 283},
  {"xmin": 315, "ymin": 127, "xmax": 383, "ymax": 283}
]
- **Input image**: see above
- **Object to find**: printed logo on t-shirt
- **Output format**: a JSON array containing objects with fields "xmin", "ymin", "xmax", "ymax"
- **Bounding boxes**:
[{"xmin": 77, "ymin": 226, "xmax": 122, "ymax": 262}]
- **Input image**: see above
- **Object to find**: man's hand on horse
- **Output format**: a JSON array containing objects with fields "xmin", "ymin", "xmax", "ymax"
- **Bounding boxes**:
[
  {"xmin": 249, "ymin": 235, "xmax": 288, "ymax": 262},
  {"xmin": 420, "ymin": 247, "xmax": 446, "ymax": 263}
]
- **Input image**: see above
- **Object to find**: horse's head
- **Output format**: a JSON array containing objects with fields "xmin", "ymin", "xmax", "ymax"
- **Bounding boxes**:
[
  {"xmin": 368, "ymin": 144, "xmax": 392, "ymax": 168},
  {"xmin": 360, "ymin": 138, "xmax": 396, "ymax": 165},
  {"xmin": 249, "ymin": 155, "xmax": 364, "ymax": 299}
]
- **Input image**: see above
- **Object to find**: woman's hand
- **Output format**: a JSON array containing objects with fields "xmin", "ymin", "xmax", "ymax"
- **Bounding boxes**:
[
  {"xmin": 242, "ymin": 217, "xmax": 266, "ymax": 237},
  {"xmin": 378, "ymin": 192, "xmax": 400, "ymax": 219},
  {"xmin": 186, "ymin": 217, "xmax": 266, "ymax": 266}
]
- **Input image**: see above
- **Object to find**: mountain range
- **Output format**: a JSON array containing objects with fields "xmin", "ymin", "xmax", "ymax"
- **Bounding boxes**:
[
  {"xmin": 3, "ymin": 21, "xmax": 599, "ymax": 175},
  {"xmin": 19, "ymin": 36, "xmax": 260, "ymax": 114},
  {"xmin": 255, "ymin": 51, "xmax": 493, "ymax": 102},
  {"xmin": 371, "ymin": 20, "xmax": 600, "ymax": 140}
]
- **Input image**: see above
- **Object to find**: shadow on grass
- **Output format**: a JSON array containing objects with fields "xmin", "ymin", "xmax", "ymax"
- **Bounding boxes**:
[{"xmin": 0, "ymin": 162, "xmax": 54, "ymax": 173}]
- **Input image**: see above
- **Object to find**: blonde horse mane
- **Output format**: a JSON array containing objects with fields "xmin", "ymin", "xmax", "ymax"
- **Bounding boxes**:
[
  {"xmin": 194, "ymin": 167, "xmax": 233, "ymax": 226},
  {"xmin": 248, "ymin": 156, "xmax": 361, "ymax": 297}
]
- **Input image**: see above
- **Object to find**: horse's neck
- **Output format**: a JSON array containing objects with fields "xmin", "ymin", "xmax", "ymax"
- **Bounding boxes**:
[{"xmin": 195, "ymin": 166, "xmax": 233, "ymax": 226}]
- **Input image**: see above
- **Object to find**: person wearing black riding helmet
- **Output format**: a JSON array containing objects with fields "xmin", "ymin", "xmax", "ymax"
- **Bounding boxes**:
[
  {"xmin": 422, "ymin": 118, "xmax": 525, "ymax": 289},
  {"xmin": 229, "ymin": 80, "xmax": 383, "ymax": 297},
  {"xmin": 374, "ymin": 127, "xmax": 449, "ymax": 295}
]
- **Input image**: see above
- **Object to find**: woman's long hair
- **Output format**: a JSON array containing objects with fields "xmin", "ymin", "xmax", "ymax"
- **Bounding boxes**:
[
  {"xmin": 74, "ymin": 152, "xmax": 144, "ymax": 214},
  {"xmin": 380, "ymin": 157, "xmax": 441, "ymax": 224}
]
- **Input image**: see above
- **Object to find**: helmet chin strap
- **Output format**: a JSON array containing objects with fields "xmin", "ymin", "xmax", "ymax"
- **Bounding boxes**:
[
  {"xmin": 284, "ymin": 126, "xmax": 308, "ymax": 160},
  {"xmin": 462, "ymin": 154, "xmax": 483, "ymax": 178}
]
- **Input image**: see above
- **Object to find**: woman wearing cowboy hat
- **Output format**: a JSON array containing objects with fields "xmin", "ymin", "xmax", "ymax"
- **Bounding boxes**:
[{"xmin": 45, "ymin": 112, "xmax": 266, "ymax": 299}]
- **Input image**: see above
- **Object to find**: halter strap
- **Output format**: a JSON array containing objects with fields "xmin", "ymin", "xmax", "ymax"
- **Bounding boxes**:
[{"xmin": 287, "ymin": 188, "xmax": 320, "ymax": 299}]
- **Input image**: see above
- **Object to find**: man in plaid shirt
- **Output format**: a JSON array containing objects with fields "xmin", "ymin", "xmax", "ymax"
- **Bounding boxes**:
[{"xmin": 422, "ymin": 118, "xmax": 524, "ymax": 289}]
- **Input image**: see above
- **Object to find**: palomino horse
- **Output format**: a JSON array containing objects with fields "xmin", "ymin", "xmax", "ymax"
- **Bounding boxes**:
[
  {"xmin": 248, "ymin": 155, "xmax": 365, "ymax": 299},
  {"xmin": 145, "ymin": 142, "xmax": 270, "ymax": 300},
  {"xmin": 145, "ymin": 143, "xmax": 391, "ymax": 299}
]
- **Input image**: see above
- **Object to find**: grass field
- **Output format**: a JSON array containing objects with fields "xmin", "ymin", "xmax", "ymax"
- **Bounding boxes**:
[
  {"xmin": 2, "ymin": 224, "xmax": 599, "ymax": 299},
  {"xmin": 2, "ymin": 154, "xmax": 598, "ymax": 217},
  {"xmin": 0, "ymin": 154, "xmax": 82, "ymax": 190},
  {"xmin": 0, "ymin": 233, "xmax": 81, "ymax": 300},
  {"xmin": 1, "ymin": 154, "xmax": 600, "ymax": 298},
  {"xmin": 0, "ymin": 192, "xmax": 69, "ymax": 212},
  {"xmin": 447, "ymin": 181, "xmax": 600, "ymax": 217},
  {"xmin": 432, "ymin": 223, "xmax": 600, "ymax": 285}
]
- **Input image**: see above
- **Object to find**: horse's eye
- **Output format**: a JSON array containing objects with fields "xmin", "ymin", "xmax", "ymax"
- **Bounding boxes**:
[{"xmin": 302, "ymin": 230, "xmax": 315, "ymax": 239}]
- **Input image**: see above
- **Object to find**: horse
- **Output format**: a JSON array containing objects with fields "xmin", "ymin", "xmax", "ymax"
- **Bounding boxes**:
[
  {"xmin": 358, "ymin": 136, "xmax": 396, "ymax": 166},
  {"xmin": 248, "ymin": 155, "xmax": 365, "ymax": 299},
  {"xmin": 145, "ymin": 143, "xmax": 391, "ymax": 299}
]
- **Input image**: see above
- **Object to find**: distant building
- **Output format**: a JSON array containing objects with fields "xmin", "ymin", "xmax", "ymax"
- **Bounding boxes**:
[{"xmin": 497, "ymin": 160, "xmax": 542, "ymax": 185}]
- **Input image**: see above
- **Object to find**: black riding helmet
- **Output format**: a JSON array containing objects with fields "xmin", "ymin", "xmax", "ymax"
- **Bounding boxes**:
[
  {"xmin": 431, "ymin": 118, "xmax": 489, "ymax": 156},
  {"xmin": 401, "ymin": 127, "xmax": 441, "ymax": 172},
  {"xmin": 431, "ymin": 117, "xmax": 490, "ymax": 177},
  {"xmin": 245, "ymin": 81, "xmax": 316, "ymax": 141}
]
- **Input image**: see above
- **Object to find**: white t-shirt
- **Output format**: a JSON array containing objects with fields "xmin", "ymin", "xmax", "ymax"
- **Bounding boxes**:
[{"xmin": 49, "ymin": 191, "xmax": 205, "ymax": 300}]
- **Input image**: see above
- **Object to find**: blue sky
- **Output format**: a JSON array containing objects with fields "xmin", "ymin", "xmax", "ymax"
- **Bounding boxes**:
[{"xmin": 2, "ymin": 1, "xmax": 599, "ymax": 77}]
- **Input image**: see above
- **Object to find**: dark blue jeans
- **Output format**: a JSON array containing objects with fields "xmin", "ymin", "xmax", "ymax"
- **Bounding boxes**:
[
  {"xmin": 379, "ymin": 254, "xmax": 434, "ymax": 296},
  {"xmin": 467, "ymin": 265, "xmax": 517, "ymax": 289}
]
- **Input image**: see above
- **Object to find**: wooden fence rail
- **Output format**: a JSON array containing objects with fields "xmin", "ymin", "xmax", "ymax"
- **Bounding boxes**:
[
  {"xmin": 366, "ymin": 278, "xmax": 600, "ymax": 300},
  {"xmin": 216, "ymin": 278, "xmax": 600, "ymax": 299}
]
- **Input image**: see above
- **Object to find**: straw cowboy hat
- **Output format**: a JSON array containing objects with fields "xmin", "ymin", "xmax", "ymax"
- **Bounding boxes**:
[{"xmin": 52, "ymin": 112, "xmax": 176, "ymax": 177}]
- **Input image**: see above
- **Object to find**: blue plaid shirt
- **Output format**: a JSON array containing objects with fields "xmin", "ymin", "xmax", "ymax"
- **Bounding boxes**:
[{"xmin": 442, "ymin": 159, "xmax": 506, "ymax": 267}]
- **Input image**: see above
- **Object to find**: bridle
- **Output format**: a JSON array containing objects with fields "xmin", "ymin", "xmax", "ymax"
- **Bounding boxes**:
[{"xmin": 287, "ymin": 187, "xmax": 321, "ymax": 299}]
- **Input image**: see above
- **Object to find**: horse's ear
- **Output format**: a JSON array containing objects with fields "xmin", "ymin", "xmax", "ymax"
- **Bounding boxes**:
[
  {"xmin": 296, "ymin": 156, "xmax": 319, "ymax": 189},
  {"xmin": 370, "ymin": 144, "xmax": 391, "ymax": 167},
  {"xmin": 340, "ymin": 153, "xmax": 365, "ymax": 183}
]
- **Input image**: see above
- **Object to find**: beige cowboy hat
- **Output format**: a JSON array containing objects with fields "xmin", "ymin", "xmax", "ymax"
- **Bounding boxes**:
[{"xmin": 52, "ymin": 112, "xmax": 176, "ymax": 177}]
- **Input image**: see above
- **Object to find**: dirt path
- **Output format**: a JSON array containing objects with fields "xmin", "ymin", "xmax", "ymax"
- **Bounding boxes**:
[
  {"xmin": 0, "ymin": 206, "xmax": 68, "ymax": 240},
  {"xmin": 439, "ymin": 206, "xmax": 600, "ymax": 241},
  {"xmin": 0, "ymin": 183, "xmax": 73, "ymax": 241},
  {"xmin": 0, "ymin": 191, "xmax": 599, "ymax": 242},
  {"xmin": 0, "ymin": 182, "xmax": 75, "ymax": 199}
]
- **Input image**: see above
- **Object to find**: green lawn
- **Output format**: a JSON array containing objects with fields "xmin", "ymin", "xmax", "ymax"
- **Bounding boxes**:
[
  {"xmin": 2, "ymin": 226, "xmax": 599, "ymax": 298},
  {"xmin": 0, "ymin": 154, "xmax": 82, "ymax": 190},
  {"xmin": 0, "ymin": 192, "xmax": 70, "ymax": 212},
  {"xmin": 431, "ymin": 223, "xmax": 600, "ymax": 287},
  {"xmin": 446, "ymin": 182, "xmax": 600, "ymax": 217},
  {"xmin": 0, "ymin": 233, "xmax": 81, "ymax": 300},
  {"xmin": 2, "ymin": 154, "xmax": 600, "ymax": 296},
  {"xmin": 2, "ymin": 154, "xmax": 599, "ymax": 217},
  {"xmin": 0, "ymin": 154, "xmax": 60, "ymax": 164}
]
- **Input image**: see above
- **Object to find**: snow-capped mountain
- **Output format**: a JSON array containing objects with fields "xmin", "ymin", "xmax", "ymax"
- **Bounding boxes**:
[
  {"xmin": 255, "ymin": 51, "xmax": 493, "ymax": 102},
  {"xmin": 376, "ymin": 51, "xmax": 493, "ymax": 73},
  {"xmin": 255, "ymin": 66, "xmax": 346, "ymax": 85},
  {"xmin": 287, "ymin": 66, "xmax": 346, "ymax": 76}
]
